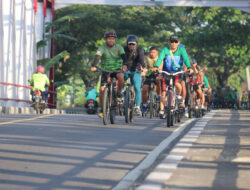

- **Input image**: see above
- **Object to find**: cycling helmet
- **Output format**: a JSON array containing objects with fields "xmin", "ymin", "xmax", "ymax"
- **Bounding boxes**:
[
  {"xmin": 36, "ymin": 66, "xmax": 45, "ymax": 74},
  {"xmin": 89, "ymin": 82, "xmax": 94, "ymax": 88},
  {"xmin": 126, "ymin": 34, "xmax": 138, "ymax": 44},
  {"xmin": 104, "ymin": 31, "xmax": 117, "ymax": 38}
]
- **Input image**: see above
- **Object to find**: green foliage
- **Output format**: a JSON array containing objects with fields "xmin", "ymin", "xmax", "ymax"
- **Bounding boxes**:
[
  {"xmin": 228, "ymin": 67, "xmax": 247, "ymax": 92},
  {"xmin": 54, "ymin": 5, "xmax": 249, "ymax": 88},
  {"xmin": 56, "ymin": 77, "xmax": 86, "ymax": 108}
]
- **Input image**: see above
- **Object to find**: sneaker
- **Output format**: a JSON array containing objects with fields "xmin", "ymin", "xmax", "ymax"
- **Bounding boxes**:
[
  {"xmin": 98, "ymin": 112, "xmax": 103, "ymax": 118},
  {"xmin": 134, "ymin": 107, "xmax": 142, "ymax": 116},
  {"xmin": 159, "ymin": 110, "xmax": 165, "ymax": 119},
  {"xmin": 177, "ymin": 95, "xmax": 183, "ymax": 101},
  {"xmin": 116, "ymin": 93, "xmax": 123, "ymax": 103},
  {"xmin": 142, "ymin": 105, "xmax": 148, "ymax": 114},
  {"xmin": 98, "ymin": 109, "xmax": 103, "ymax": 118},
  {"xmin": 179, "ymin": 100, "xmax": 185, "ymax": 109},
  {"xmin": 201, "ymin": 104, "xmax": 206, "ymax": 110}
]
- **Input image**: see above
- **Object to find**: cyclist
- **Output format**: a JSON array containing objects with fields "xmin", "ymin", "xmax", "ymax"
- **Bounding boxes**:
[
  {"xmin": 153, "ymin": 35, "xmax": 193, "ymax": 118},
  {"xmin": 223, "ymin": 86, "xmax": 233, "ymax": 108},
  {"xmin": 91, "ymin": 31, "xmax": 127, "ymax": 117},
  {"xmin": 124, "ymin": 34, "xmax": 146, "ymax": 116},
  {"xmin": 231, "ymin": 88, "xmax": 239, "ymax": 109},
  {"xmin": 141, "ymin": 46, "xmax": 163, "ymax": 114},
  {"xmin": 241, "ymin": 90, "xmax": 248, "ymax": 109},
  {"xmin": 191, "ymin": 59, "xmax": 206, "ymax": 110},
  {"xmin": 203, "ymin": 74, "xmax": 212, "ymax": 107},
  {"xmin": 30, "ymin": 65, "xmax": 50, "ymax": 101}
]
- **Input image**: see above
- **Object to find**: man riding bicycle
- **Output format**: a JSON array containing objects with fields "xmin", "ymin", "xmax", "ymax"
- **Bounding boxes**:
[
  {"xmin": 124, "ymin": 34, "xmax": 146, "ymax": 116},
  {"xmin": 202, "ymin": 74, "xmax": 212, "ymax": 108},
  {"xmin": 152, "ymin": 35, "xmax": 193, "ymax": 118},
  {"xmin": 191, "ymin": 59, "xmax": 206, "ymax": 110},
  {"xmin": 141, "ymin": 46, "xmax": 163, "ymax": 115},
  {"xmin": 91, "ymin": 31, "xmax": 127, "ymax": 118}
]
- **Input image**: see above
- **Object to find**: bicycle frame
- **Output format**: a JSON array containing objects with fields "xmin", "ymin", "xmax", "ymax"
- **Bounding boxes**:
[
  {"xmin": 101, "ymin": 70, "xmax": 120, "ymax": 125},
  {"xmin": 124, "ymin": 73, "xmax": 135, "ymax": 123},
  {"xmin": 159, "ymin": 70, "xmax": 185, "ymax": 127}
]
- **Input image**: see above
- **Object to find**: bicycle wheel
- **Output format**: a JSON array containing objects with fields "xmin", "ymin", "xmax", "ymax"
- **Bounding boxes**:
[
  {"xmin": 187, "ymin": 84, "xmax": 193, "ymax": 118},
  {"xmin": 35, "ymin": 102, "xmax": 40, "ymax": 114},
  {"xmin": 170, "ymin": 111, "xmax": 174, "ymax": 126},
  {"xmin": 149, "ymin": 91, "xmax": 154, "ymax": 119},
  {"xmin": 129, "ymin": 88, "xmax": 134, "ymax": 122},
  {"xmin": 110, "ymin": 84, "xmax": 116, "ymax": 124},
  {"xmin": 124, "ymin": 87, "xmax": 130, "ymax": 123},
  {"xmin": 154, "ymin": 101, "xmax": 160, "ymax": 117},
  {"xmin": 166, "ymin": 90, "xmax": 172, "ymax": 127},
  {"xmin": 103, "ymin": 87, "xmax": 110, "ymax": 125}
]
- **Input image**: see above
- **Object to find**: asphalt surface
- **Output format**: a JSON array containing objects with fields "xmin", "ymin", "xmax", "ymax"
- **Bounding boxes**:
[
  {"xmin": 0, "ymin": 113, "xmax": 188, "ymax": 190},
  {"xmin": 0, "ymin": 110, "xmax": 249, "ymax": 190},
  {"xmin": 135, "ymin": 110, "xmax": 250, "ymax": 190}
]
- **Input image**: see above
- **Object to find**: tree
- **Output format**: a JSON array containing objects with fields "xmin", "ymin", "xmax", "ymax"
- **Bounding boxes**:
[
  {"xmin": 53, "ymin": 5, "xmax": 249, "ymax": 88},
  {"xmin": 182, "ymin": 8, "xmax": 250, "ymax": 86}
]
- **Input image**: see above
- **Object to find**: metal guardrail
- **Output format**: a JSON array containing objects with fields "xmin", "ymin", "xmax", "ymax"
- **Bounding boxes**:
[{"xmin": 0, "ymin": 82, "xmax": 57, "ymax": 107}]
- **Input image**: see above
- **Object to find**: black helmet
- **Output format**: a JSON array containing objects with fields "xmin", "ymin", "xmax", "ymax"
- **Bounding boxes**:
[
  {"xmin": 89, "ymin": 82, "xmax": 94, "ymax": 88},
  {"xmin": 104, "ymin": 31, "xmax": 117, "ymax": 38},
  {"xmin": 126, "ymin": 34, "xmax": 138, "ymax": 44}
]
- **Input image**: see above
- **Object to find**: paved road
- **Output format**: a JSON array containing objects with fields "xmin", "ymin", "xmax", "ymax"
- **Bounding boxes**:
[
  {"xmin": 136, "ymin": 110, "xmax": 250, "ymax": 190},
  {"xmin": 0, "ymin": 113, "xmax": 190, "ymax": 190}
]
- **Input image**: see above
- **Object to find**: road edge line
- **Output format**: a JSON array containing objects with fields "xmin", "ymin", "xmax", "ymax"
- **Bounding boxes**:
[{"xmin": 112, "ymin": 118, "xmax": 196, "ymax": 190}]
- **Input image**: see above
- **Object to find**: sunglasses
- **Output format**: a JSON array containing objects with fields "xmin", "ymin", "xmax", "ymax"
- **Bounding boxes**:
[
  {"xmin": 128, "ymin": 43, "xmax": 136, "ymax": 46},
  {"xmin": 170, "ymin": 40, "xmax": 178, "ymax": 43}
]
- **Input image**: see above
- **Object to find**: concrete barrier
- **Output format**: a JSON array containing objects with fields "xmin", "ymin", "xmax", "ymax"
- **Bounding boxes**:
[{"xmin": 0, "ymin": 106, "xmax": 66, "ymax": 115}]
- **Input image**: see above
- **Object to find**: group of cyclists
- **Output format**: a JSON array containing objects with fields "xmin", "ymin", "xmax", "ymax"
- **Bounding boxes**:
[
  {"xmin": 212, "ymin": 86, "xmax": 249, "ymax": 109},
  {"xmin": 28, "ymin": 30, "xmax": 249, "ymax": 118},
  {"xmin": 89, "ymin": 31, "xmax": 212, "ymax": 120}
]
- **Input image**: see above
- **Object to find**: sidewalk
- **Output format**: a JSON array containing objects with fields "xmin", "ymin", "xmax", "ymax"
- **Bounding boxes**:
[{"xmin": 136, "ymin": 110, "xmax": 250, "ymax": 190}]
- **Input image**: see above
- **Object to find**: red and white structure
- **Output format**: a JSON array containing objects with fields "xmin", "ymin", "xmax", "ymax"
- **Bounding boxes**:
[
  {"xmin": 0, "ymin": 0, "xmax": 55, "ymax": 107},
  {"xmin": 0, "ymin": 0, "xmax": 249, "ymax": 108}
]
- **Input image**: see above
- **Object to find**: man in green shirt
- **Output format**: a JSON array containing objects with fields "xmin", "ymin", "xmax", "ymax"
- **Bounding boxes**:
[
  {"xmin": 153, "ymin": 35, "xmax": 193, "ymax": 118},
  {"xmin": 30, "ymin": 65, "xmax": 50, "ymax": 101},
  {"xmin": 91, "ymin": 31, "xmax": 127, "ymax": 117}
]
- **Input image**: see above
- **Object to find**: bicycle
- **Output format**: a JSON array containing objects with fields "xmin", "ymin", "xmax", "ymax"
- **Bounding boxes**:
[
  {"xmin": 159, "ymin": 70, "xmax": 185, "ymax": 127},
  {"xmin": 185, "ymin": 73, "xmax": 196, "ymax": 118},
  {"xmin": 142, "ymin": 75, "xmax": 159, "ymax": 118},
  {"xmin": 101, "ymin": 70, "xmax": 120, "ymax": 125},
  {"xmin": 123, "ymin": 73, "xmax": 135, "ymax": 123}
]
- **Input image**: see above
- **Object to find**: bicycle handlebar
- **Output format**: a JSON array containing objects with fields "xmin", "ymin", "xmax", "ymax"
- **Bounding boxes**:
[
  {"xmin": 158, "ymin": 70, "xmax": 186, "ymax": 76},
  {"xmin": 94, "ymin": 67, "xmax": 121, "ymax": 73}
]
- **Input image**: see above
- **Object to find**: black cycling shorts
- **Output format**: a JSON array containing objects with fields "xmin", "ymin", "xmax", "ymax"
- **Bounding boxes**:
[
  {"xmin": 101, "ymin": 71, "xmax": 123, "ymax": 86},
  {"xmin": 143, "ymin": 75, "xmax": 157, "ymax": 86}
]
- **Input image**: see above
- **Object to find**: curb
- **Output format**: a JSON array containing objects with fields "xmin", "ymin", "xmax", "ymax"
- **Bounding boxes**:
[{"xmin": 0, "ymin": 106, "xmax": 66, "ymax": 115}]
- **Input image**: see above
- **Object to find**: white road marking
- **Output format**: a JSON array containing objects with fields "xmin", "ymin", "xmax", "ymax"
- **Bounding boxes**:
[
  {"xmin": 135, "ymin": 112, "xmax": 216, "ymax": 190},
  {"xmin": 112, "ymin": 118, "xmax": 195, "ymax": 190},
  {"xmin": 136, "ymin": 183, "xmax": 163, "ymax": 190}
]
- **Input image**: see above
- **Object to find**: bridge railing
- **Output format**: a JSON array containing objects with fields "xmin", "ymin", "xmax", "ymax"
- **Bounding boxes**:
[{"xmin": 0, "ymin": 82, "xmax": 57, "ymax": 107}]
